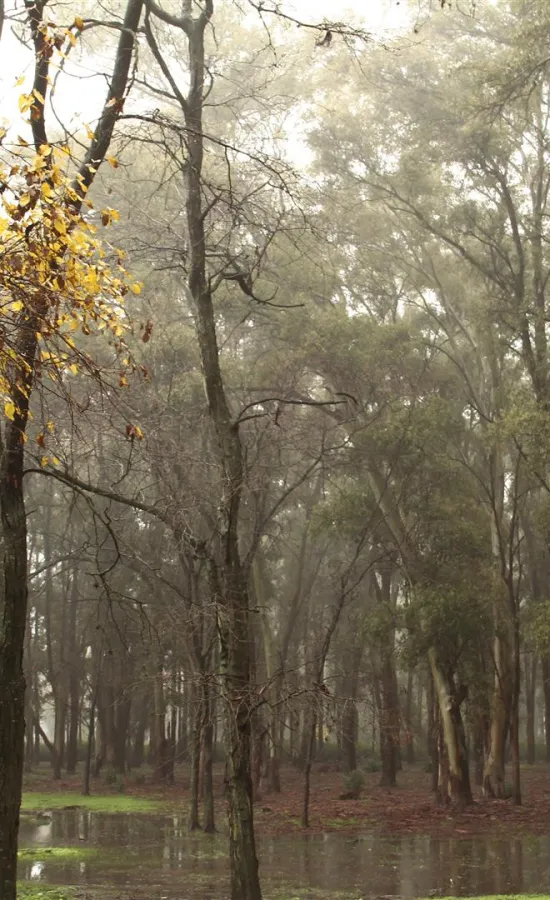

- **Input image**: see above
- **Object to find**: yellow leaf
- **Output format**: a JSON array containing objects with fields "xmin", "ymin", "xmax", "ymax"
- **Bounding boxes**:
[
  {"xmin": 4, "ymin": 401, "xmax": 15, "ymax": 421},
  {"xmin": 18, "ymin": 94, "xmax": 33, "ymax": 113},
  {"xmin": 74, "ymin": 16, "xmax": 85, "ymax": 30},
  {"xmin": 15, "ymin": 75, "xmax": 25, "ymax": 87},
  {"xmin": 40, "ymin": 455, "xmax": 49, "ymax": 468},
  {"xmin": 68, "ymin": 363, "xmax": 78, "ymax": 375},
  {"xmin": 10, "ymin": 300, "xmax": 24, "ymax": 312},
  {"xmin": 19, "ymin": 193, "xmax": 31, "ymax": 206},
  {"xmin": 51, "ymin": 456, "xmax": 61, "ymax": 466},
  {"xmin": 84, "ymin": 124, "xmax": 95, "ymax": 140},
  {"xmin": 32, "ymin": 89, "xmax": 45, "ymax": 105},
  {"xmin": 132, "ymin": 283, "xmax": 142, "ymax": 294},
  {"xmin": 107, "ymin": 156, "xmax": 119, "ymax": 169}
]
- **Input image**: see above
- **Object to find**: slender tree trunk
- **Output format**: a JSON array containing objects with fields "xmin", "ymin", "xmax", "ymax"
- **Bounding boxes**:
[
  {"xmin": 131, "ymin": 692, "xmax": 150, "ymax": 768},
  {"xmin": 379, "ymin": 652, "xmax": 398, "ymax": 788},
  {"xmin": 189, "ymin": 686, "xmax": 202, "ymax": 831},
  {"xmin": 427, "ymin": 671, "xmax": 439, "ymax": 793},
  {"xmin": 510, "ymin": 614, "xmax": 522, "ymax": 805},
  {"xmin": 483, "ymin": 632, "xmax": 512, "ymax": 799},
  {"xmin": 542, "ymin": 656, "xmax": 550, "ymax": 763},
  {"xmin": 203, "ymin": 681, "xmax": 216, "ymax": 833},
  {"xmin": 405, "ymin": 668, "xmax": 416, "ymax": 764},
  {"xmin": 525, "ymin": 653, "xmax": 537, "ymax": 765},
  {"xmin": 83, "ymin": 696, "xmax": 96, "ymax": 797},
  {"xmin": 301, "ymin": 705, "xmax": 316, "ymax": 828},
  {"xmin": 341, "ymin": 699, "xmax": 358, "ymax": 773}
]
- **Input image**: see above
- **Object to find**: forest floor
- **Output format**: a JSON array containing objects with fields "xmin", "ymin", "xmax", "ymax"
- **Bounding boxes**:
[{"xmin": 21, "ymin": 761, "xmax": 550, "ymax": 838}]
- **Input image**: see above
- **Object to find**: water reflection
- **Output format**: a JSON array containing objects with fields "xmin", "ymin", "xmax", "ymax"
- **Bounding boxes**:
[{"xmin": 18, "ymin": 809, "xmax": 550, "ymax": 898}]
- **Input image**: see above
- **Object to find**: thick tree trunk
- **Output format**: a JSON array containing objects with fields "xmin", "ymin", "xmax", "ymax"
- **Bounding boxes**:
[
  {"xmin": 429, "ymin": 649, "xmax": 472, "ymax": 806},
  {"xmin": 379, "ymin": 652, "xmax": 398, "ymax": 788},
  {"xmin": 0, "ymin": 442, "xmax": 30, "ymax": 899}
]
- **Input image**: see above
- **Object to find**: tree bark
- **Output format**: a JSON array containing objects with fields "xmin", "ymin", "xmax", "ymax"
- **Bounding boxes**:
[
  {"xmin": 429, "ymin": 649, "xmax": 472, "ymax": 807},
  {"xmin": 525, "ymin": 654, "xmax": 537, "ymax": 765},
  {"xmin": 542, "ymin": 656, "xmax": 550, "ymax": 762},
  {"xmin": 203, "ymin": 680, "xmax": 216, "ymax": 833},
  {"xmin": 483, "ymin": 633, "xmax": 512, "ymax": 799}
]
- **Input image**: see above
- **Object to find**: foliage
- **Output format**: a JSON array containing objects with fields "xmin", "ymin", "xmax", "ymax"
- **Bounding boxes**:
[{"xmin": 341, "ymin": 770, "xmax": 365, "ymax": 800}]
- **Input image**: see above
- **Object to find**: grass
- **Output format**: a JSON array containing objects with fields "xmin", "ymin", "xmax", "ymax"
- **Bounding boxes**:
[
  {"xmin": 322, "ymin": 817, "xmax": 361, "ymax": 828},
  {"xmin": 18, "ymin": 846, "xmax": 97, "ymax": 861},
  {"xmin": 21, "ymin": 792, "xmax": 163, "ymax": 813},
  {"xmin": 18, "ymin": 887, "xmax": 74, "ymax": 900}
]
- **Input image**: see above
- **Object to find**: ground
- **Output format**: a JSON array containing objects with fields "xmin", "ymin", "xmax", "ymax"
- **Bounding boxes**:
[{"xmin": 20, "ymin": 761, "xmax": 550, "ymax": 837}]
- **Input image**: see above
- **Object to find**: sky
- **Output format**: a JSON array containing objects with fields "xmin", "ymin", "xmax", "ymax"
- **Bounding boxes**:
[{"xmin": 0, "ymin": 0, "xmax": 411, "ymax": 148}]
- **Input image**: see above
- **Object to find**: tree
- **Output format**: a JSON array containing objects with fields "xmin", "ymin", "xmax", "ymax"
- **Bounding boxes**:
[{"xmin": 0, "ymin": 2, "xmax": 143, "ymax": 895}]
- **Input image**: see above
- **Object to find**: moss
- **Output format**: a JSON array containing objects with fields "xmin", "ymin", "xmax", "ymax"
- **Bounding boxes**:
[{"xmin": 21, "ymin": 792, "xmax": 163, "ymax": 813}]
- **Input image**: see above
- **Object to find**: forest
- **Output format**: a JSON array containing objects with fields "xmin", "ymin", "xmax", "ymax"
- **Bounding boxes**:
[{"xmin": 1, "ymin": 1, "xmax": 550, "ymax": 900}]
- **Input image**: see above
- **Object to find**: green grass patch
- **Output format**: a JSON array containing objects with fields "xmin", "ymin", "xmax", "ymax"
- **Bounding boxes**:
[
  {"xmin": 21, "ymin": 792, "xmax": 163, "ymax": 813},
  {"xmin": 18, "ymin": 886, "xmax": 74, "ymax": 900},
  {"xmin": 322, "ymin": 817, "xmax": 361, "ymax": 828},
  {"xmin": 18, "ymin": 846, "xmax": 97, "ymax": 861}
]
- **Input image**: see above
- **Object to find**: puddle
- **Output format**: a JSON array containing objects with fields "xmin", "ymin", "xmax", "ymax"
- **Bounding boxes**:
[{"xmin": 18, "ymin": 809, "xmax": 550, "ymax": 898}]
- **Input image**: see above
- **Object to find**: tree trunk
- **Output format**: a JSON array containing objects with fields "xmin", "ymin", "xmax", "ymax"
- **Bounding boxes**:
[
  {"xmin": 429, "ymin": 649, "xmax": 472, "ymax": 806},
  {"xmin": 483, "ymin": 633, "xmax": 512, "ymax": 799},
  {"xmin": 341, "ymin": 700, "xmax": 358, "ymax": 773},
  {"xmin": 379, "ymin": 651, "xmax": 398, "ymax": 788},
  {"xmin": 203, "ymin": 681, "xmax": 216, "ymax": 833},
  {"xmin": 510, "ymin": 613, "xmax": 522, "ymax": 805},
  {"xmin": 83, "ymin": 695, "xmax": 96, "ymax": 797},
  {"xmin": 300, "ymin": 705, "xmax": 316, "ymax": 828},
  {"xmin": 188, "ymin": 687, "xmax": 202, "ymax": 831},
  {"xmin": 131, "ymin": 692, "xmax": 150, "ymax": 768},
  {"xmin": 404, "ymin": 668, "xmax": 416, "ymax": 764},
  {"xmin": 525, "ymin": 653, "xmax": 537, "ymax": 765},
  {"xmin": 542, "ymin": 655, "xmax": 550, "ymax": 763},
  {"xmin": 0, "ymin": 440, "xmax": 30, "ymax": 900},
  {"xmin": 427, "ymin": 671, "xmax": 439, "ymax": 793}
]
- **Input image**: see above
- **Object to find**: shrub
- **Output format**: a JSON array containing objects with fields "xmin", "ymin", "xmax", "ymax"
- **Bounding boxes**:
[{"xmin": 340, "ymin": 769, "xmax": 366, "ymax": 800}]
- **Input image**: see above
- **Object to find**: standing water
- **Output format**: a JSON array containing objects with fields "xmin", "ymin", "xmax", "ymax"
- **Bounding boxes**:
[{"xmin": 18, "ymin": 809, "xmax": 550, "ymax": 898}]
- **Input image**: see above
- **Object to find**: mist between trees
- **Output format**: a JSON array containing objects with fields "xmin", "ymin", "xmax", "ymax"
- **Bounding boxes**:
[{"xmin": 0, "ymin": 1, "xmax": 548, "ymax": 899}]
